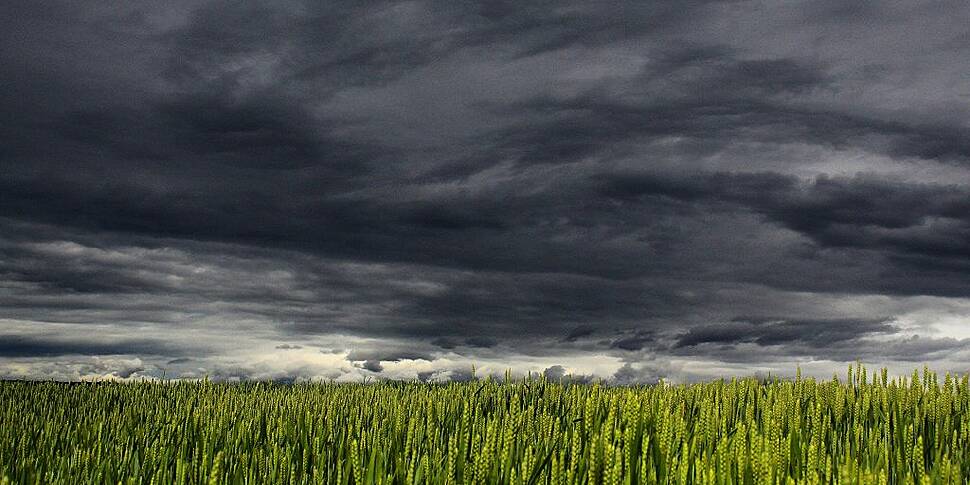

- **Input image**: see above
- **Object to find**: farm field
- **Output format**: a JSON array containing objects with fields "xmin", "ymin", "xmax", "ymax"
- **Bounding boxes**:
[{"xmin": 1, "ymin": 365, "xmax": 968, "ymax": 484}]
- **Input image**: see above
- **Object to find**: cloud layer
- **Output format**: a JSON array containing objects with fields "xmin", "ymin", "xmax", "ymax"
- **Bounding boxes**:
[{"xmin": 2, "ymin": 1, "xmax": 970, "ymax": 382}]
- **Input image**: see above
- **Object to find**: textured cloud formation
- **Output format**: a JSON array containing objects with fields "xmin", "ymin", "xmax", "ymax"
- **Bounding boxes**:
[{"xmin": 2, "ymin": 1, "xmax": 970, "ymax": 382}]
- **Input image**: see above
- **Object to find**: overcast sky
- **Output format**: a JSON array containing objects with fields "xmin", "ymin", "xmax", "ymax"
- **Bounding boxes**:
[{"xmin": 2, "ymin": 1, "xmax": 970, "ymax": 382}]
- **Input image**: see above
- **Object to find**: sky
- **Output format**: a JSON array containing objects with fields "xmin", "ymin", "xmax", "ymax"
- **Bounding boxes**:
[{"xmin": 2, "ymin": 1, "xmax": 970, "ymax": 383}]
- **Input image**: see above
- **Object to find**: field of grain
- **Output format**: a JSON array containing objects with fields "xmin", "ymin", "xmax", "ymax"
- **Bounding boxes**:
[{"xmin": 1, "ymin": 365, "xmax": 968, "ymax": 484}]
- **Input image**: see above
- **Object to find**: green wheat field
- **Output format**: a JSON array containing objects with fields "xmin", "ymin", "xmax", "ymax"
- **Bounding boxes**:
[{"xmin": 2, "ymin": 365, "xmax": 968, "ymax": 484}]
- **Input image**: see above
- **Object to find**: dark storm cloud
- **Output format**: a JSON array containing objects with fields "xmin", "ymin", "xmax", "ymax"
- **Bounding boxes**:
[
  {"xmin": 611, "ymin": 332, "xmax": 655, "ymax": 352},
  {"xmin": 345, "ymin": 348, "xmax": 437, "ymax": 363},
  {"xmin": 498, "ymin": 97, "xmax": 970, "ymax": 170},
  {"xmin": 485, "ymin": 52, "xmax": 837, "ymax": 167},
  {"xmin": 596, "ymin": 172, "xmax": 970, "ymax": 276},
  {"xmin": 667, "ymin": 332, "xmax": 970, "ymax": 366},
  {"xmin": 673, "ymin": 317, "xmax": 898, "ymax": 348},
  {"xmin": 563, "ymin": 326, "xmax": 596, "ymax": 342},
  {"xmin": 3, "ymin": 0, "xmax": 970, "ymax": 381},
  {"xmin": 0, "ymin": 335, "xmax": 192, "ymax": 358}
]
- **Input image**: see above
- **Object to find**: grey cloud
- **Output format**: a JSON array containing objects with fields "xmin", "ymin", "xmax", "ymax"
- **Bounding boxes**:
[
  {"xmin": 663, "ymin": 316, "xmax": 970, "ymax": 365},
  {"xmin": 0, "ymin": 356, "xmax": 150, "ymax": 381},
  {"xmin": 563, "ymin": 326, "xmax": 596, "ymax": 342},
  {"xmin": 673, "ymin": 317, "xmax": 898, "ymax": 349},
  {"xmin": 542, "ymin": 365, "xmax": 594, "ymax": 384},
  {"xmin": 878, "ymin": 336, "xmax": 970, "ymax": 362},
  {"xmin": 595, "ymin": 172, "xmax": 970, "ymax": 295},
  {"xmin": 0, "ymin": 335, "xmax": 192, "ymax": 358},
  {"xmin": 345, "ymin": 348, "xmax": 437, "ymax": 363},
  {"xmin": 611, "ymin": 332, "xmax": 655, "ymax": 351},
  {"xmin": 414, "ymin": 367, "xmax": 480, "ymax": 383},
  {"xmin": 3, "ymin": 0, "xmax": 970, "ymax": 381},
  {"xmin": 463, "ymin": 337, "xmax": 498, "ymax": 348},
  {"xmin": 542, "ymin": 365, "xmax": 568, "ymax": 381},
  {"xmin": 612, "ymin": 363, "xmax": 666, "ymax": 386}
]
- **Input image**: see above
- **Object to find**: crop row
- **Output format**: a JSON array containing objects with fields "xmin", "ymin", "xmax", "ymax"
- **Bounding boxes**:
[{"xmin": 1, "ymin": 365, "xmax": 967, "ymax": 484}]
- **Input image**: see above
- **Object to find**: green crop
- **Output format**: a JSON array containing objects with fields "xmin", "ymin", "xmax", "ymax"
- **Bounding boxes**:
[{"xmin": 1, "ymin": 364, "xmax": 968, "ymax": 484}]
